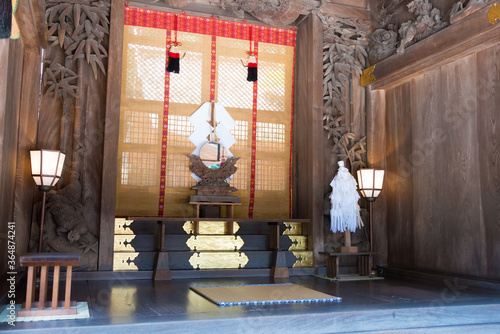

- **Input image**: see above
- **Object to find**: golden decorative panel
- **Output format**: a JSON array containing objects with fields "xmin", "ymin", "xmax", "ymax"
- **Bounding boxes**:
[
  {"xmin": 114, "ymin": 235, "xmax": 137, "ymax": 252},
  {"xmin": 186, "ymin": 235, "xmax": 245, "ymax": 251},
  {"xmin": 287, "ymin": 236, "xmax": 308, "ymax": 251},
  {"xmin": 189, "ymin": 252, "xmax": 249, "ymax": 269},
  {"xmin": 283, "ymin": 222, "xmax": 302, "ymax": 235},
  {"xmin": 292, "ymin": 251, "xmax": 313, "ymax": 268},
  {"xmin": 113, "ymin": 253, "xmax": 139, "ymax": 271},
  {"xmin": 488, "ymin": 3, "xmax": 500, "ymax": 24},
  {"xmin": 115, "ymin": 218, "xmax": 135, "ymax": 235},
  {"xmin": 182, "ymin": 221, "xmax": 240, "ymax": 235},
  {"xmin": 361, "ymin": 64, "xmax": 376, "ymax": 87}
]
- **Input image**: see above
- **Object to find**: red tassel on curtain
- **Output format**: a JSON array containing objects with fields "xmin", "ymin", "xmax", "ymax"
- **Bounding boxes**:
[{"xmin": 166, "ymin": 14, "xmax": 182, "ymax": 73}]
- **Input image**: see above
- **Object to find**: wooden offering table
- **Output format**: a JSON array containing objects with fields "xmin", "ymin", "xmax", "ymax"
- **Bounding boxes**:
[
  {"xmin": 18, "ymin": 253, "xmax": 80, "ymax": 317},
  {"xmin": 321, "ymin": 252, "xmax": 375, "ymax": 279},
  {"xmin": 190, "ymin": 201, "xmax": 241, "ymax": 219}
]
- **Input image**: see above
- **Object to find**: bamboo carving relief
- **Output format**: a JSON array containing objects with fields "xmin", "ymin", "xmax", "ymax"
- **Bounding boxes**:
[
  {"xmin": 33, "ymin": 0, "xmax": 110, "ymax": 270},
  {"xmin": 320, "ymin": 13, "xmax": 368, "ymax": 173}
]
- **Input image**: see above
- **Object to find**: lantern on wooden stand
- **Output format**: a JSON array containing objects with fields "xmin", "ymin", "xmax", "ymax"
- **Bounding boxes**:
[
  {"xmin": 357, "ymin": 168, "xmax": 385, "ymax": 252},
  {"xmin": 30, "ymin": 149, "xmax": 65, "ymax": 253}
]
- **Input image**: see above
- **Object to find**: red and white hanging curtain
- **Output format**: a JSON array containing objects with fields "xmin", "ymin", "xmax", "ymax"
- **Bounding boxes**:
[{"xmin": 116, "ymin": 5, "xmax": 296, "ymax": 219}]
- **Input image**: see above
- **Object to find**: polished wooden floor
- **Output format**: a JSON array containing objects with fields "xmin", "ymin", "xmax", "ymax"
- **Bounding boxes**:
[{"xmin": 3, "ymin": 274, "xmax": 500, "ymax": 333}]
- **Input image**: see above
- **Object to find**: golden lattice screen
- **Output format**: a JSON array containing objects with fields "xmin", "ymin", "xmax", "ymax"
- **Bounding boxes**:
[{"xmin": 116, "ymin": 9, "xmax": 295, "ymax": 218}]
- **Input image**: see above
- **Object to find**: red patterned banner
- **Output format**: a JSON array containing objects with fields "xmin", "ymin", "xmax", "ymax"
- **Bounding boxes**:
[
  {"xmin": 248, "ymin": 37, "xmax": 258, "ymax": 218},
  {"xmin": 125, "ymin": 4, "xmax": 296, "ymax": 47},
  {"xmin": 124, "ymin": 5, "xmax": 173, "ymax": 29},
  {"xmin": 158, "ymin": 30, "xmax": 172, "ymax": 217},
  {"xmin": 210, "ymin": 17, "xmax": 217, "ymax": 100},
  {"xmin": 289, "ymin": 45, "xmax": 296, "ymax": 219}
]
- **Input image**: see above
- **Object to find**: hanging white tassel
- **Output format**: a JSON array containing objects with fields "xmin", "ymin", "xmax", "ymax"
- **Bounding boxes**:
[{"xmin": 330, "ymin": 161, "xmax": 360, "ymax": 233}]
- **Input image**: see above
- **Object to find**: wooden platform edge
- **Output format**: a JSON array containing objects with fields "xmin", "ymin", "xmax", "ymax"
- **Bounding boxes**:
[
  {"xmin": 71, "ymin": 267, "xmax": 325, "ymax": 281},
  {"xmin": 381, "ymin": 266, "xmax": 500, "ymax": 291}
]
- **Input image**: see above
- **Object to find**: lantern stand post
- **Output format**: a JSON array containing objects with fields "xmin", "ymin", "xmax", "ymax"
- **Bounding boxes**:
[
  {"xmin": 38, "ymin": 192, "xmax": 47, "ymax": 253},
  {"xmin": 30, "ymin": 150, "xmax": 65, "ymax": 253}
]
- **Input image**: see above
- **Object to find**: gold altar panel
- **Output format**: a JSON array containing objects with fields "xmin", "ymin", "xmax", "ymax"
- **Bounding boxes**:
[
  {"xmin": 113, "ymin": 253, "xmax": 139, "ymax": 271},
  {"xmin": 114, "ymin": 235, "xmax": 137, "ymax": 252},
  {"xmin": 292, "ymin": 251, "xmax": 313, "ymax": 268},
  {"xmin": 114, "ymin": 218, "xmax": 135, "ymax": 235},
  {"xmin": 189, "ymin": 252, "xmax": 249, "ymax": 269},
  {"xmin": 283, "ymin": 222, "xmax": 302, "ymax": 235},
  {"xmin": 182, "ymin": 221, "xmax": 240, "ymax": 235},
  {"xmin": 287, "ymin": 236, "xmax": 308, "ymax": 251},
  {"xmin": 186, "ymin": 235, "xmax": 245, "ymax": 251}
]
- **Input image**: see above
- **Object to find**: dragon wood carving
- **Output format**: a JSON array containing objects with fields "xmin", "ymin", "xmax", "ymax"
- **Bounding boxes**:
[{"xmin": 159, "ymin": 0, "xmax": 324, "ymax": 26}]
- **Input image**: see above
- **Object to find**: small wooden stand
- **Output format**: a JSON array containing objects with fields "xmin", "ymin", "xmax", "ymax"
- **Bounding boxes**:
[
  {"xmin": 18, "ymin": 253, "xmax": 80, "ymax": 317},
  {"xmin": 340, "ymin": 230, "xmax": 358, "ymax": 253},
  {"xmin": 321, "ymin": 252, "xmax": 375, "ymax": 279}
]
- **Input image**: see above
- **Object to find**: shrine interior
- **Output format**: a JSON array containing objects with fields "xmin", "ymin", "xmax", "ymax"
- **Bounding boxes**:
[{"xmin": 1, "ymin": 0, "xmax": 500, "ymax": 332}]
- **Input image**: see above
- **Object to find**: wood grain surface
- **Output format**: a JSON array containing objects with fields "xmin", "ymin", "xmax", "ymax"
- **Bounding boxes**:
[
  {"xmin": 380, "ymin": 42, "xmax": 500, "ymax": 279},
  {"xmin": 476, "ymin": 44, "xmax": 500, "ymax": 278},
  {"xmin": 99, "ymin": 0, "xmax": 125, "ymax": 270},
  {"xmin": 295, "ymin": 14, "xmax": 324, "ymax": 268}
]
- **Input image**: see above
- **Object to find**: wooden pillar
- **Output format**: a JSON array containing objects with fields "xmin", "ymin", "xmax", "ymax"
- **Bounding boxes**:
[
  {"xmin": 99, "ymin": 0, "xmax": 125, "ymax": 270},
  {"xmin": 13, "ymin": 50, "xmax": 41, "ymax": 261},
  {"xmin": 295, "ymin": 14, "xmax": 324, "ymax": 270},
  {"xmin": 0, "ymin": 38, "xmax": 24, "ymax": 291},
  {"xmin": 366, "ymin": 89, "xmax": 388, "ymax": 266}
]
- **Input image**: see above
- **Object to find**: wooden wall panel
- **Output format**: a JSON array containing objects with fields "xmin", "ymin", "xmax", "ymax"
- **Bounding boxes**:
[
  {"xmin": 384, "ymin": 82, "xmax": 414, "ymax": 267},
  {"xmin": 13, "ymin": 51, "xmax": 41, "ymax": 259},
  {"xmin": 439, "ymin": 55, "xmax": 485, "ymax": 276},
  {"xmin": 409, "ymin": 69, "xmax": 443, "ymax": 271},
  {"xmin": 367, "ymin": 89, "xmax": 387, "ymax": 265},
  {"xmin": 476, "ymin": 44, "xmax": 500, "ymax": 278},
  {"xmin": 0, "ymin": 38, "xmax": 24, "ymax": 294},
  {"xmin": 81, "ymin": 61, "xmax": 107, "ymax": 237},
  {"xmin": 383, "ymin": 44, "xmax": 500, "ymax": 279}
]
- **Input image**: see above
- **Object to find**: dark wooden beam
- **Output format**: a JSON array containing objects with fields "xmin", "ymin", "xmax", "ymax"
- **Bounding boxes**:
[
  {"xmin": 366, "ymin": 5, "xmax": 500, "ymax": 90},
  {"xmin": 320, "ymin": 2, "xmax": 370, "ymax": 20},
  {"xmin": 13, "ymin": 51, "xmax": 42, "ymax": 260},
  {"xmin": 0, "ymin": 38, "xmax": 24, "ymax": 299},
  {"xmin": 366, "ymin": 89, "xmax": 387, "ymax": 266},
  {"xmin": 329, "ymin": 0, "xmax": 367, "ymax": 9},
  {"xmin": 99, "ymin": 0, "xmax": 125, "ymax": 271},
  {"xmin": 14, "ymin": 0, "xmax": 47, "ymax": 53},
  {"xmin": 295, "ymin": 14, "xmax": 324, "ymax": 269}
]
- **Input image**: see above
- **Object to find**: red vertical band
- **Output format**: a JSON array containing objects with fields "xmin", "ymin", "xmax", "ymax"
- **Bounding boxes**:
[
  {"xmin": 210, "ymin": 18, "xmax": 217, "ymax": 101},
  {"xmin": 248, "ymin": 37, "xmax": 258, "ymax": 218},
  {"xmin": 158, "ymin": 30, "xmax": 172, "ymax": 216},
  {"xmin": 289, "ymin": 43, "xmax": 296, "ymax": 219}
]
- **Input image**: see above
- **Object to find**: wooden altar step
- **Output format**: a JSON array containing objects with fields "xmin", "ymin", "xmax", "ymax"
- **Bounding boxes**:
[
  {"xmin": 113, "ymin": 218, "xmax": 312, "ymax": 273},
  {"xmin": 114, "ymin": 218, "xmax": 304, "ymax": 235},
  {"xmin": 114, "ymin": 234, "xmax": 308, "ymax": 252},
  {"xmin": 113, "ymin": 250, "xmax": 313, "ymax": 271}
]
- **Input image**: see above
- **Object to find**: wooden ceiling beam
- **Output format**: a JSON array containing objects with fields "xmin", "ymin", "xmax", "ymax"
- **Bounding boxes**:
[
  {"xmin": 364, "ymin": 4, "xmax": 500, "ymax": 90},
  {"xmin": 320, "ymin": 2, "xmax": 370, "ymax": 21}
]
